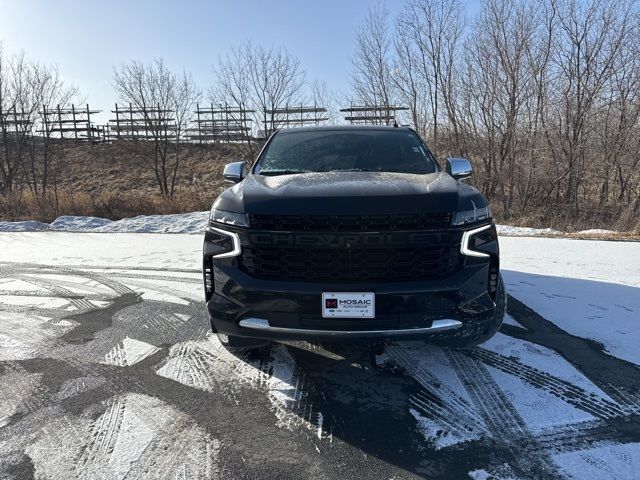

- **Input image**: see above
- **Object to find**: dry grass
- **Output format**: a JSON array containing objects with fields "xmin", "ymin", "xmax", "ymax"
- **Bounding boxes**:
[
  {"xmin": 492, "ymin": 202, "xmax": 640, "ymax": 234},
  {"xmin": 0, "ymin": 188, "xmax": 215, "ymax": 222},
  {"xmin": 52, "ymin": 142, "xmax": 239, "ymax": 195},
  {"xmin": 0, "ymin": 142, "xmax": 244, "ymax": 222},
  {"xmin": 1, "ymin": 141, "xmax": 638, "ymax": 236}
]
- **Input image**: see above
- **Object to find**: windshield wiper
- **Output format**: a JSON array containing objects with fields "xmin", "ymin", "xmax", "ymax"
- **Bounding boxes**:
[
  {"xmin": 259, "ymin": 169, "xmax": 311, "ymax": 176},
  {"xmin": 331, "ymin": 168, "xmax": 375, "ymax": 172}
]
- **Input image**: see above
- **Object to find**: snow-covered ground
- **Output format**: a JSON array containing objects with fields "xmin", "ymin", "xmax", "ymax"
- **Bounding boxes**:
[
  {"xmin": 501, "ymin": 236, "xmax": 640, "ymax": 364},
  {"xmin": 0, "ymin": 222, "xmax": 638, "ymax": 478}
]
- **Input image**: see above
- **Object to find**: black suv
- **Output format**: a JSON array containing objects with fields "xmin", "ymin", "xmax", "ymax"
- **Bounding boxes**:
[{"xmin": 203, "ymin": 126, "xmax": 505, "ymax": 350}]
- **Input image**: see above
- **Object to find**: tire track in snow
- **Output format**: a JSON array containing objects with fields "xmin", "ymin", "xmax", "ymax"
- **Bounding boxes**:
[
  {"xmin": 445, "ymin": 350, "xmax": 566, "ymax": 480},
  {"xmin": 77, "ymin": 270, "xmax": 138, "ymax": 296},
  {"xmin": 504, "ymin": 294, "xmax": 640, "ymax": 409},
  {"xmin": 157, "ymin": 340, "xmax": 236, "ymax": 393},
  {"xmin": 117, "ymin": 277, "xmax": 200, "ymax": 301},
  {"xmin": 1, "ymin": 263, "xmax": 137, "ymax": 297},
  {"xmin": 0, "ymin": 362, "xmax": 50, "ymax": 424},
  {"xmin": 0, "ymin": 261, "xmax": 199, "ymax": 274},
  {"xmin": 103, "ymin": 337, "xmax": 160, "ymax": 367},
  {"xmin": 527, "ymin": 417, "xmax": 640, "ymax": 454},
  {"xmin": 384, "ymin": 343, "xmax": 488, "ymax": 441},
  {"xmin": 0, "ymin": 265, "xmax": 224, "ymax": 478},
  {"xmin": 0, "ymin": 290, "xmax": 103, "ymax": 300},
  {"xmin": 57, "ymin": 394, "xmax": 221, "ymax": 480},
  {"xmin": 109, "ymin": 271, "xmax": 202, "ymax": 284},
  {"xmin": 1, "ymin": 268, "xmax": 171, "ymax": 414},
  {"xmin": 81, "ymin": 396, "xmax": 127, "ymax": 464},
  {"xmin": 11, "ymin": 274, "xmax": 95, "ymax": 311},
  {"xmin": 220, "ymin": 343, "xmax": 327, "ymax": 439},
  {"xmin": 0, "ymin": 363, "xmax": 90, "ymax": 473},
  {"xmin": 157, "ymin": 339, "xmax": 330, "ymax": 445},
  {"xmin": 605, "ymin": 384, "xmax": 640, "ymax": 413},
  {"xmin": 467, "ymin": 348, "xmax": 634, "ymax": 419}
]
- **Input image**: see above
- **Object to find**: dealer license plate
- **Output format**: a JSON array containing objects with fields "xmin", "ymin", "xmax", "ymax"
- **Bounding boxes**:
[{"xmin": 322, "ymin": 292, "xmax": 375, "ymax": 318}]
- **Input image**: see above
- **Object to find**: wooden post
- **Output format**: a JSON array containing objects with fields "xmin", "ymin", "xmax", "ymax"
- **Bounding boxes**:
[
  {"xmin": 114, "ymin": 103, "xmax": 120, "ymax": 139},
  {"xmin": 57, "ymin": 104, "xmax": 64, "ymax": 139},
  {"xmin": 13, "ymin": 106, "xmax": 20, "ymax": 137},
  {"xmin": 44, "ymin": 104, "xmax": 51, "ymax": 137},
  {"xmin": 70, "ymin": 104, "xmax": 77, "ymax": 140},
  {"xmin": 224, "ymin": 102, "xmax": 230, "ymax": 143},
  {"xmin": 129, "ymin": 103, "xmax": 134, "ymax": 140},
  {"xmin": 85, "ymin": 104, "xmax": 92, "ymax": 141},
  {"xmin": 195, "ymin": 103, "xmax": 201, "ymax": 144}
]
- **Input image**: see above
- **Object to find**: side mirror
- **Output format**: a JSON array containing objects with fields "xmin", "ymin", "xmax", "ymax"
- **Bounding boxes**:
[
  {"xmin": 445, "ymin": 157, "xmax": 472, "ymax": 180},
  {"xmin": 223, "ymin": 161, "xmax": 247, "ymax": 184}
]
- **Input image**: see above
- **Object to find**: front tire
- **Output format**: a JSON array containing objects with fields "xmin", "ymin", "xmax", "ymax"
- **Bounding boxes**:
[{"xmin": 435, "ymin": 274, "xmax": 506, "ymax": 349}]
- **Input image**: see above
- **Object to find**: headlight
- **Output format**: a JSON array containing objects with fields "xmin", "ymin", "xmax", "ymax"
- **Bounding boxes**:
[
  {"xmin": 209, "ymin": 206, "xmax": 250, "ymax": 227},
  {"xmin": 452, "ymin": 205, "xmax": 492, "ymax": 226}
]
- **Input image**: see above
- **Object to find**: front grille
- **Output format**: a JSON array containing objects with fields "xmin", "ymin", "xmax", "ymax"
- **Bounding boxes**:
[
  {"xmin": 249, "ymin": 212, "xmax": 452, "ymax": 232},
  {"xmin": 239, "ymin": 243, "xmax": 461, "ymax": 282}
]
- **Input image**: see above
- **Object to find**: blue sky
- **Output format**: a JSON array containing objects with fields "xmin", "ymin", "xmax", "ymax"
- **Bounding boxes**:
[{"xmin": 0, "ymin": 0, "xmax": 481, "ymax": 123}]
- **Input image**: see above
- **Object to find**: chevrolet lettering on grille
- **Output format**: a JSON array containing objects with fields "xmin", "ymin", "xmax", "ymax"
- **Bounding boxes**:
[{"xmin": 248, "ymin": 231, "xmax": 451, "ymax": 248}]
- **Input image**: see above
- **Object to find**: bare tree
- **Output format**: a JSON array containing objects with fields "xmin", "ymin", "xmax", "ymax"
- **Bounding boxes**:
[
  {"xmin": 212, "ymin": 43, "xmax": 306, "ymax": 139},
  {"xmin": 348, "ymin": 0, "xmax": 640, "ymax": 230},
  {"xmin": 308, "ymin": 79, "xmax": 337, "ymax": 124},
  {"xmin": 0, "ymin": 46, "xmax": 32, "ymax": 193},
  {"xmin": 350, "ymin": 2, "xmax": 396, "ymax": 121},
  {"xmin": 395, "ymin": 0, "xmax": 466, "ymax": 152},
  {"xmin": 210, "ymin": 46, "xmax": 255, "ymax": 156},
  {"xmin": 461, "ymin": 0, "xmax": 542, "ymax": 210},
  {"xmin": 393, "ymin": 15, "xmax": 430, "ymax": 136},
  {"xmin": 245, "ymin": 43, "xmax": 306, "ymax": 136},
  {"xmin": 32, "ymin": 60, "xmax": 79, "ymax": 196},
  {"xmin": 113, "ymin": 59, "xmax": 200, "ymax": 196},
  {"xmin": 0, "ymin": 46, "xmax": 77, "ymax": 197},
  {"xmin": 544, "ymin": 0, "xmax": 637, "ymax": 215}
]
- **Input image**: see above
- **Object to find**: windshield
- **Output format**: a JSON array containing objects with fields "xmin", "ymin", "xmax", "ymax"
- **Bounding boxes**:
[{"xmin": 254, "ymin": 129, "xmax": 438, "ymax": 176}]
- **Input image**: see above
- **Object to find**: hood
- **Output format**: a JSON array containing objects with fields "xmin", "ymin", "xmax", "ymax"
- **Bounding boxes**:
[{"xmin": 213, "ymin": 171, "xmax": 487, "ymax": 215}]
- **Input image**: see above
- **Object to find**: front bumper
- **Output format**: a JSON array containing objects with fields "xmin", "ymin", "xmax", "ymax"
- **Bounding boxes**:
[
  {"xmin": 234, "ymin": 317, "xmax": 464, "ymax": 339},
  {"xmin": 204, "ymin": 223, "xmax": 499, "ymax": 342}
]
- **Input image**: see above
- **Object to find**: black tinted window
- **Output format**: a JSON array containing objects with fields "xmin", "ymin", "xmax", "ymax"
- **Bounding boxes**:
[{"xmin": 255, "ymin": 130, "xmax": 437, "ymax": 175}]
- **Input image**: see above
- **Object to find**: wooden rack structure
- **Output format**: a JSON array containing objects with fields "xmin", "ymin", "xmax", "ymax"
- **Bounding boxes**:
[
  {"xmin": 187, "ymin": 103, "xmax": 254, "ymax": 143},
  {"xmin": 108, "ymin": 103, "xmax": 176, "ymax": 141},
  {"xmin": 340, "ymin": 104, "xmax": 408, "ymax": 125},
  {"xmin": 0, "ymin": 107, "xmax": 33, "ymax": 137},
  {"xmin": 262, "ymin": 104, "xmax": 328, "ymax": 137},
  {"xmin": 38, "ymin": 104, "xmax": 102, "ymax": 141}
]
